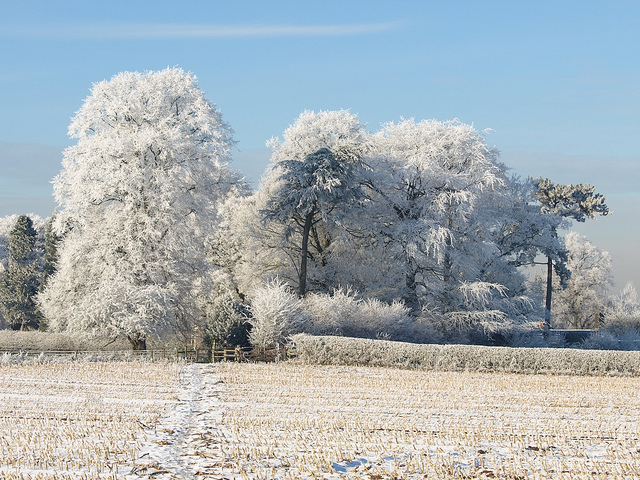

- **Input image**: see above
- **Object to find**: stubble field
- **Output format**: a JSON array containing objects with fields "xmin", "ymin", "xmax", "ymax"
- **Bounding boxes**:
[
  {"xmin": 0, "ymin": 361, "xmax": 183, "ymax": 479},
  {"xmin": 1, "ymin": 360, "xmax": 640, "ymax": 479},
  {"xmin": 210, "ymin": 363, "xmax": 640, "ymax": 479}
]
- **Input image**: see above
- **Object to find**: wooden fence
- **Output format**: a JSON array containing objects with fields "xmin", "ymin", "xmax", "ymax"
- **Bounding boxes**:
[
  {"xmin": 211, "ymin": 345, "xmax": 297, "ymax": 363},
  {"xmin": 0, "ymin": 345, "xmax": 297, "ymax": 363}
]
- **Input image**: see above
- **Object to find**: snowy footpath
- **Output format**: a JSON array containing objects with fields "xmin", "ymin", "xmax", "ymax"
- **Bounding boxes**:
[{"xmin": 126, "ymin": 363, "xmax": 228, "ymax": 480}]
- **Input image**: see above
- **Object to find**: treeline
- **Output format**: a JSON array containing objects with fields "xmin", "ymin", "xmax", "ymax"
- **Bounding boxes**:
[{"xmin": 2, "ymin": 68, "xmax": 638, "ymax": 351}]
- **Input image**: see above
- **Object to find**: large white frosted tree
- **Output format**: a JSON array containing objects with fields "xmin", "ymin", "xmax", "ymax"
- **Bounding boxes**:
[
  {"xmin": 225, "ymin": 110, "xmax": 369, "ymax": 298},
  {"xmin": 39, "ymin": 68, "xmax": 240, "ymax": 349},
  {"xmin": 366, "ymin": 119, "xmax": 530, "ymax": 332}
]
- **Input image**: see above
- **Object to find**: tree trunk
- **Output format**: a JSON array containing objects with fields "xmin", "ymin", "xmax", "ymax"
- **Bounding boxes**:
[
  {"xmin": 298, "ymin": 211, "xmax": 315, "ymax": 297},
  {"xmin": 544, "ymin": 255, "xmax": 553, "ymax": 329},
  {"xmin": 403, "ymin": 267, "xmax": 420, "ymax": 313},
  {"xmin": 128, "ymin": 334, "xmax": 147, "ymax": 351}
]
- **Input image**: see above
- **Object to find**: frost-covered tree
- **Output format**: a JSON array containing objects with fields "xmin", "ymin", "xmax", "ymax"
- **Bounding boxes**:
[
  {"xmin": 39, "ymin": 68, "xmax": 241, "ymax": 350},
  {"xmin": 533, "ymin": 178, "xmax": 610, "ymax": 327},
  {"xmin": 492, "ymin": 177, "xmax": 566, "ymax": 270},
  {"xmin": 0, "ymin": 215, "xmax": 46, "ymax": 266},
  {"xmin": 552, "ymin": 232, "xmax": 613, "ymax": 328},
  {"xmin": 0, "ymin": 214, "xmax": 46, "ymax": 329},
  {"xmin": 366, "ymin": 119, "xmax": 524, "ymax": 333},
  {"xmin": 488, "ymin": 177, "xmax": 568, "ymax": 324},
  {"xmin": 247, "ymin": 280, "xmax": 308, "ymax": 348},
  {"xmin": 254, "ymin": 110, "xmax": 369, "ymax": 297},
  {"xmin": 217, "ymin": 174, "xmax": 390, "ymax": 302},
  {"xmin": 605, "ymin": 282, "xmax": 640, "ymax": 332},
  {"xmin": 0, "ymin": 215, "xmax": 42, "ymax": 330}
]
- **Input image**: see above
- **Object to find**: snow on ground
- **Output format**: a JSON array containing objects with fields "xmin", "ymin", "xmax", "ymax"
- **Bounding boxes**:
[
  {"xmin": 126, "ymin": 363, "xmax": 226, "ymax": 479},
  {"xmin": 130, "ymin": 362, "xmax": 640, "ymax": 479},
  {"xmin": 0, "ymin": 361, "xmax": 183, "ymax": 478},
  {"xmin": 2, "ymin": 360, "xmax": 640, "ymax": 479}
]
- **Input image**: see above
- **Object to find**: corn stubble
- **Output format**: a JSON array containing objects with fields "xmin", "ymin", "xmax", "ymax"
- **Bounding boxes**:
[
  {"xmin": 0, "ymin": 362, "xmax": 182, "ymax": 479},
  {"xmin": 212, "ymin": 363, "xmax": 640, "ymax": 479},
  {"xmin": 2, "ymin": 361, "xmax": 640, "ymax": 479}
]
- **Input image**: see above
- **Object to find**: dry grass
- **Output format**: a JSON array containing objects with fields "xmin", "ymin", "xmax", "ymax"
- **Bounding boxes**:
[
  {"xmin": 0, "ymin": 361, "xmax": 182, "ymax": 479},
  {"xmin": 211, "ymin": 362, "xmax": 640, "ymax": 479},
  {"xmin": 3, "ymin": 359, "xmax": 640, "ymax": 479}
]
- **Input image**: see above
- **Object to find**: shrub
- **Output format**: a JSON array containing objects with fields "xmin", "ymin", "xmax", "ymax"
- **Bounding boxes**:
[
  {"xmin": 247, "ymin": 280, "xmax": 308, "ymax": 348},
  {"xmin": 303, "ymin": 288, "xmax": 417, "ymax": 341},
  {"xmin": 580, "ymin": 328, "xmax": 640, "ymax": 351}
]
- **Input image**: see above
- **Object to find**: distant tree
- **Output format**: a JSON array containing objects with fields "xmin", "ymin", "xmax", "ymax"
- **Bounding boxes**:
[
  {"xmin": 0, "ymin": 215, "xmax": 42, "ymax": 330},
  {"xmin": 260, "ymin": 110, "xmax": 369, "ymax": 297},
  {"xmin": 533, "ymin": 178, "xmax": 610, "ymax": 328},
  {"xmin": 553, "ymin": 232, "xmax": 613, "ymax": 328},
  {"xmin": 39, "ymin": 68, "xmax": 241, "ymax": 350},
  {"xmin": 605, "ymin": 282, "xmax": 640, "ymax": 331}
]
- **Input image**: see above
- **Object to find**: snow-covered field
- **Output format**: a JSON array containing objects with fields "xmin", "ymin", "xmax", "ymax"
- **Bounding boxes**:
[
  {"xmin": 2, "ymin": 361, "xmax": 640, "ymax": 479},
  {"xmin": 0, "ymin": 361, "xmax": 184, "ymax": 479}
]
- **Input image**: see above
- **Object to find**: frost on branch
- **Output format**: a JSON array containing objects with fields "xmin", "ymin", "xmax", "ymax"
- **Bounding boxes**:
[
  {"xmin": 366, "ymin": 119, "xmax": 533, "ymax": 329},
  {"xmin": 551, "ymin": 232, "xmax": 613, "ymax": 329},
  {"xmin": 534, "ymin": 178, "xmax": 610, "ymax": 222},
  {"xmin": 247, "ymin": 280, "xmax": 308, "ymax": 349},
  {"xmin": 39, "ymin": 68, "xmax": 243, "ymax": 349},
  {"xmin": 302, "ymin": 287, "xmax": 415, "ymax": 341},
  {"xmin": 260, "ymin": 110, "xmax": 369, "ymax": 297}
]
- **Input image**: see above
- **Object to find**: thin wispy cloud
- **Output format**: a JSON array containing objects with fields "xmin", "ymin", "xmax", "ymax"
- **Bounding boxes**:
[{"xmin": 1, "ymin": 22, "xmax": 402, "ymax": 40}]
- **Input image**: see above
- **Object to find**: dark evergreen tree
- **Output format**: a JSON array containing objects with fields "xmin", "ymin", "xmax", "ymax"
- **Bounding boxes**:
[
  {"xmin": 203, "ymin": 293, "xmax": 250, "ymax": 350},
  {"xmin": 0, "ymin": 215, "xmax": 42, "ymax": 330},
  {"xmin": 40, "ymin": 214, "xmax": 61, "ymax": 291}
]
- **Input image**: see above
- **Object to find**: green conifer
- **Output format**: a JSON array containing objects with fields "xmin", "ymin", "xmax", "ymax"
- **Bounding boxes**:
[{"xmin": 0, "ymin": 215, "xmax": 42, "ymax": 330}]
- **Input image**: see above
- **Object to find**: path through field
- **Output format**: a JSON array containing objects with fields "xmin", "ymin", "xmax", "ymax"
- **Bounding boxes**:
[
  {"xmin": 128, "ymin": 363, "xmax": 227, "ymax": 479},
  {"xmin": 129, "ymin": 362, "xmax": 640, "ymax": 480}
]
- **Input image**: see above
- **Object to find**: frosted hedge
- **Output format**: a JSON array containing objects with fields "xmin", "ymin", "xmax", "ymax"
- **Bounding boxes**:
[{"xmin": 291, "ymin": 334, "xmax": 640, "ymax": 376}]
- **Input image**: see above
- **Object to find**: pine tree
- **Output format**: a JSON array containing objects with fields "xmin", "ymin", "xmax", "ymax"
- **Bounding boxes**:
[
  {"xmin": 0, "ymin": 215, "xmax": 42, "ymax": 330},
  {"xmin": 40, "ymin": 215, "xmax": 61, "ymax": 291},
  {"xmin": 533, "ymin": 178, "xmax": 610, "ymax": 328},
  {"xmin": 261, "ymin": 110, "xmax": 368, "ymax": 297}
]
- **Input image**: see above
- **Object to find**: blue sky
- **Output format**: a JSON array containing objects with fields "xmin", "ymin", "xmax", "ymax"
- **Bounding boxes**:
[{"xmin": 1, "ymin": 0, "xmax": 638, "ymax": 292}]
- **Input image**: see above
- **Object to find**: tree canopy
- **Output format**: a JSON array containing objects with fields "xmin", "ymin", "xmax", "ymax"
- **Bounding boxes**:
[
  {"xmin": 39, "ymin": 68, "xmax": 243, "ymax": 349},
  {"xmin": 10, "ymin": 71, "xmax": 617, "ymax": 347}
]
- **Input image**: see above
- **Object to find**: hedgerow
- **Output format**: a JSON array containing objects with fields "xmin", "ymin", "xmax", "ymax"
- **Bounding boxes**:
[{"xmin": 291, "ymin": 334, "xmax": 640, "ymax": 376}]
